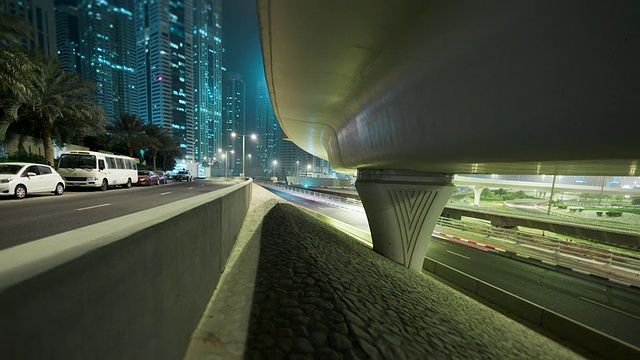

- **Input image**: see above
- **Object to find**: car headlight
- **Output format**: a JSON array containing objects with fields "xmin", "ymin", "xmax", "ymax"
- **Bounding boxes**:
[
  {"xmin": 0, "ymin": 178, "xmax": 13, "ymax": 183},
  {"xmin": 86, "ymin": 177, "xmax": 97, "ymax": 181}
]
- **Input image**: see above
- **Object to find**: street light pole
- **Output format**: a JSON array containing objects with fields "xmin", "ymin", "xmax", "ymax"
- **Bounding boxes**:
[
  {"xmin": 272, "ymin": 160, "xmax": 277, "ymax": 180},
  {"xmin": 247, "ymin": 154, "xmax": 252, "ymax": 178},
  {"xmin": 232, "ymin": 132, "xmax": 257, "ymax": 177},
  {"xmin": 218, "ymin": 148, "xmax": 234, "ymax": 177}
]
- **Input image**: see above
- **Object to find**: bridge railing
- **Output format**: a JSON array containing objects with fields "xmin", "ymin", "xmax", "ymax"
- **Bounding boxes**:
[{"xmin": 435, "ymin": 217, "xmax": 640, "ymax": 286}]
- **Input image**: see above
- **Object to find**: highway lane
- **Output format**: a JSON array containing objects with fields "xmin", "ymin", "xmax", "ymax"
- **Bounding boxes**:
[
  {"xmin": 265, "ymin": 187, "xmax": 640, "ymax": 347},
  {"xmin": 0, "ymin": 179, "xmax": 239, "ymax": 250}
]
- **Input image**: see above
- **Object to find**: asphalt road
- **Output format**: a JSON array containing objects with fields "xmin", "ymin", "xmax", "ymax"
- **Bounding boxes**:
[
  {"xmin": 265, "ymin": 187, "xmax": 640, "ymax": 347},
  {"xmin": 0, "ymin": 179, "xmax": 235, "ymax": 250}
]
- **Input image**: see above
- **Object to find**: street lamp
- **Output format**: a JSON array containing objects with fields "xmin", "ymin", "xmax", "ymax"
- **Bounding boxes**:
[
  {"xmin": 231, "ymin": 132, "xmax": 257, "ymax": 177},
  {"xmin": 306, "ymin": 164, "xmax": 311, "ymax": 177},
  {"xmin": 218, "ymin": 148, "xmax": 234, "ymax": 177},
  {"xmin": 272, "ymin": 160, "xmax": 277, "ymax": 180},
  {"xmin": 247, "ymin": 154, "xmax": 252, "ymax": 178},
  {"xmin": 296, "ymin": 160, "xmax": 299, "ymax": 177}
]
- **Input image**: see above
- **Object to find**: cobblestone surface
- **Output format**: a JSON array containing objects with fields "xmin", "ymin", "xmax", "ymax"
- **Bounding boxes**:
[{"xmin": 244, "ymin": 203, "xmax": 584, "ymax": 359}]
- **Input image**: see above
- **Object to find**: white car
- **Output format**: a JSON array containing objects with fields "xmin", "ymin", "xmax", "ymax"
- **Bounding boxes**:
[{"xmin": 0, "ymin": 162, "xmax": 66, "ymax": 199}]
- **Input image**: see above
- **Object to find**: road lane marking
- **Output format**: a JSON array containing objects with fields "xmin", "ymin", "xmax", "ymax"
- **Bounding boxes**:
[
  {"xmin": 579, "ymin": 297, "xmax": 640, "ymax": 320},
  {"xmin": 447, "ymin": 250, "xmax": 470, "ymax": 260},
  {"xmin": 160, "ymin": 192, "xmax": 171, "ymax": 195},
  {"xmin": 188, "ymin": 187, "xmax": 194, "ymax": 189},
  {"xmin": 76, "ymin": 203, "xmax": 111, "ymax": 211}
]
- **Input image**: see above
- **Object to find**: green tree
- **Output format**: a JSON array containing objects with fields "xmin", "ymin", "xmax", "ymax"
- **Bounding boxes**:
[
  {"xmin": 493, "ymin": 188, "xmax": 508, "ymax": 199},
  {"xmin": 106, "ymin": 113, "xmax": 149, "ymax": 158},
  {"xmin": 0, "ymin": 13, "xmax": 33, "ymax": 103},
  {"xmin": 480, "ymin": 188, "xmax": 493, "ymax": 199},
  {"xmin": 1, "ymin": 51, "xmax": 105, "ymax": 165},
  {"xmin": 143, "ymin": 124, "xmax": 181, "ymax": 171}
]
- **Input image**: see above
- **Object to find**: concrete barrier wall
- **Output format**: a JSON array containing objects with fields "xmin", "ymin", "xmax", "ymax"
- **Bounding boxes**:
[
  {"xmin": 0, "ymin": 180, "xmax": 252, "ymax": 360},
  {"xmin": 423, "ymin": 257, "xmax": 640, "ymax": 360}
]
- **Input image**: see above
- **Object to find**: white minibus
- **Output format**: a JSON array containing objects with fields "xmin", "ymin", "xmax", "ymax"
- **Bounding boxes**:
[{"xmin": 57, "ymin": 151, "xmax": 138, "ymax": 190}]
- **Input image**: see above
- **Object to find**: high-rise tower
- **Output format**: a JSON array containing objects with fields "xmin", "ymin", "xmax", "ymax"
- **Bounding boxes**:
[
  {"xmin": 1, "ymin": 0, "xmax": 57, "ymax": 54},
  {"xmin": 193, "ymin": 0, "xmax": 223, "ymax": 163},
  {"xmin": 77, "ymin": 0, "xmax": 137, "ymax": 122},
  {"xmin": 256, "ymin": 82, "xmax": 279, "ymax": 174},
  {"xmin": 54, "ymin": 1, "xmax": 81, "ymax": 73},
  {"xmin": 223, "ymin": 71, "xmax": 245, "ymax": 175},
  {"xmin": 136, "ymin": 0, "xmax": 222, "ymax": 162}
]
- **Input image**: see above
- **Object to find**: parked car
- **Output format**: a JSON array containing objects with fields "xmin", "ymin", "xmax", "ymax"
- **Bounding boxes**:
[
  {"xmin": 0, "ymin": 162, "xmax": 65, "ymax": 199},
  {"xmin": 137, "ymin": 170, "xmax": 160, "ymax": 186},
  {"xmin": 175, "ymin": 170, "xmax": 193, "ymax": 182},
  {"xmin": 156, "ymin": 171, "xmax": 168, "ymax": 184}
]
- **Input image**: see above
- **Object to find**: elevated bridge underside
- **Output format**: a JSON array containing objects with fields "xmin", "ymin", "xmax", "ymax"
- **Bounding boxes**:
[{"xmin": 258, "ymin": 1, "xmax": 640, "ymax": 270}]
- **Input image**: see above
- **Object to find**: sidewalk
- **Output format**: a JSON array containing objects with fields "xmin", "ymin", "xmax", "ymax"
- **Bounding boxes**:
[{"xmin": 184, "ymin": 184, "xmax": 586, "ymax": 359}]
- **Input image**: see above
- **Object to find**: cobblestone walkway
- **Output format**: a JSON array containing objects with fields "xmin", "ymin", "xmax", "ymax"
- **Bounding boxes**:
[{"xmin": 244, "ymin": 203, "xmax": 584, "ymax": 359}]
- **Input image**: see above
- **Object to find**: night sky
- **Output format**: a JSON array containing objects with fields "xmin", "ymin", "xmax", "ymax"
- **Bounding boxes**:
[{"xmin": 222, "ymin": 0, "xmax": 265, "ymax": 132}]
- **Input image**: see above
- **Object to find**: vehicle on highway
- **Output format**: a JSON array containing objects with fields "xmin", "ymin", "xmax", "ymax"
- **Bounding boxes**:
[
  {"xmin": 0, "ymin": 162, "xmax": 65, "ymax": 199},
  {"xmin": 57, "ymin": 151, "xmax": 138, "ymax": 191},
  {"xmin": 156, "ymin": 171, "xmax": 168, "ymax": 184},
  {"xmin": 137, "ymin": 170, "xmax": 160, "ymax": 186},
  {"xmin": 175, "ymin": 170, "xmax": 193, "ymax": 182}
]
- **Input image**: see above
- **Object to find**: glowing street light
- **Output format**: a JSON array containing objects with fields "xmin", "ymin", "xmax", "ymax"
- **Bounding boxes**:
[
  {"xmin": 218, "ymin": 148, "xmax": 234, "ymax": 177},
  {"xmin": 231, "ymin": 132, "xmax": 257, "ymax": 177},
  {"xmin": 272, "ymin": 160, "xmax": 278, "ymax": 179}
]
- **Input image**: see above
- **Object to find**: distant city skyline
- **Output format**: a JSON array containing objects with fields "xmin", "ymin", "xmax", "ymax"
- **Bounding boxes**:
[{"xmin": 1, "ymin": 0, "xmax": 333, "ymax": 177}]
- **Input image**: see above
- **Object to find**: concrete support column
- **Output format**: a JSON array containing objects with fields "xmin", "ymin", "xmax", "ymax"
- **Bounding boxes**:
[
  {"xmin": 356, "ymin": 169, "xmax": 454, "ymax": 271},
  {"xmin": 472, "ymin": 186, "xmax": 485, "ymax": 206}
]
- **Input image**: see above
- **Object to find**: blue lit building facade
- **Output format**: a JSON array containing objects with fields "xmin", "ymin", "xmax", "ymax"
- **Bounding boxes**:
[
  {"xmin": 223, "ymin": 71, "xmax": 245, "ymax": 175},
  {"xmin": 135, "ymin": 0, "xmax": 222, "ymax": 162},
  {"xmin": 76, "ymin": 0, "xmax": 137, "ymax": 123},
  {"xmin": 135, "ymin": 0, "xmax": 194, "ymax": 160},
  {"xmin": 193, "ymin": 0, "xmax": 222, "ymax": 163},
  {"xmin": 256, "ymin": 82, "xmax": 279, "ymax": 175}
]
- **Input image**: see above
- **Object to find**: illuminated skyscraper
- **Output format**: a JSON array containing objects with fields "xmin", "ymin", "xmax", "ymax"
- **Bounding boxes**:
[
  {"xmin": 223, "ymin": 71, "xmax": 245, "ymax": 175},
  {"xmin": 77, "ymin": 0, "xmax": 137, "ymax": 123},
  {"xmin": 135, "ymin": 0, "xmax": 222, "ymax": 162},
  {"xmin": 135, "ymin": 0, "xmax": 193, "ymax": 159},
  {"xmin": 193, "ymin": 0, "xmax": 223, "ymax": 163},
  {"xmin": 256, "ymin": 82, "xmax": 279, "ymax": 174}
]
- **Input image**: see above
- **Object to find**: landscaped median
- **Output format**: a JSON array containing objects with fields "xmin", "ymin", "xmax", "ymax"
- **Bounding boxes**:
[{"xmin": 0, "ymin": 179, "xmax": 252, "ymax": 359}]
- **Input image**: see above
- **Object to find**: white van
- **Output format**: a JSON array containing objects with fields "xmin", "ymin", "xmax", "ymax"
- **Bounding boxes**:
[{"xmin": 57, "ymin": 151, "xmax": 138, "ymax": 190}]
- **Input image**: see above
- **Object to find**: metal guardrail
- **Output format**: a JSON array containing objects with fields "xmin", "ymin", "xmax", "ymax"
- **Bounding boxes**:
[
  {"xmin": 435, "ymin": 217, "xmax": 640, "ymax": 285},
  {"xmin": 448, "ymin": 202, "xmax": 640, "ymax": 235},
  {"xmin": 263, "ymin": 181, "xmax": 364, "ymax": 209},
  {"xmin": 257, "ymin": 181, "xmax": 640, "ymax": 285}
]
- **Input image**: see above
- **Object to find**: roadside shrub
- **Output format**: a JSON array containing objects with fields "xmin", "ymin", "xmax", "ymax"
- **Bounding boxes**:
[
  {"xmin": 596, "ymin": 211, "xmax": 603, "ymax": 216},
  {"xmin": 557, "ymin": 203, "xmax": 568, "ymax": 209},
  {"xmin": 606, "ymin": 211, "xmax": 623, "ymax": 217}
]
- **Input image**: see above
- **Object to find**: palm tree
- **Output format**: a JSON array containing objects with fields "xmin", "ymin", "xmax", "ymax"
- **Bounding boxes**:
[
  {"xmin": 144, "ymin": 124, "xmax": 180, "ymax": 171},
  {"xmin": 0, "ymin": 13, "xmax": 34, "ymax": 126},
  {"xmin": 1, "ymin": 51, "xmax": 106, "ymax": 165},
  {"xmin": 106, "ymin": 113, "xmax": 149, "ymax": 158}
]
